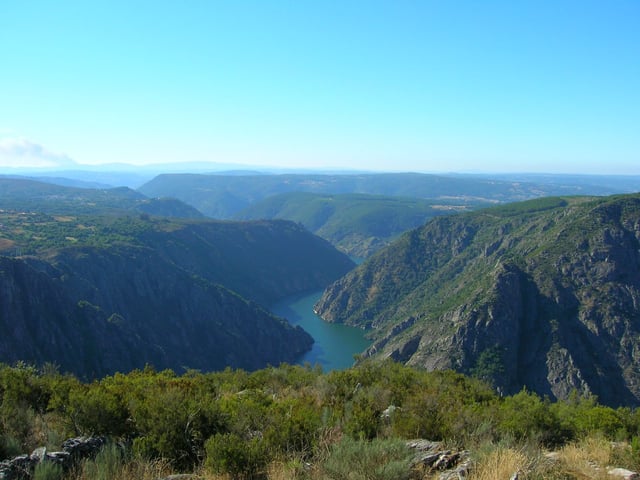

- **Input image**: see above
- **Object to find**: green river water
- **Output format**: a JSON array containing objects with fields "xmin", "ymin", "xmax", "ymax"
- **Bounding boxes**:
[{"xmin": 271, "ymin": 289, "xmax": 371, "ymax": 371}]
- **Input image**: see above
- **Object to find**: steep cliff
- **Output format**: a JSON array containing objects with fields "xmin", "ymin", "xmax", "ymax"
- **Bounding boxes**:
[
  {"xmin": 315, "ymin": 194, "xmax": 640, "ymax": 406},
  {"xmin": 0, "ymin": 213, "xmax": 355, "ymax": 377},
  {"xmin": 0, "ymin": 249, "xmax": 313, "ymax": 378}
]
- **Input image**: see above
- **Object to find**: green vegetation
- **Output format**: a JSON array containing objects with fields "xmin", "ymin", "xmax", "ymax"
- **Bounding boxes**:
[
  {"xmin": 0, "ymin": 177, "xmax": 203, "ymax": 218},
  {"xmin": 0, "ymin": 207, "xmax": 356, "ymax": 378},
  {"xmin": 0, "ymin": 207, "xmax": 353, "ymax": 306},
  {"xmin": 322, "ymin": 437, "xmax": 414, "ymax": 480},
  {"xmin": 235, "ymin": 192, "xmax": 471, "ymax": 257},
  {"xmin": 139, "ymin": 172, "xmax": 618, "ymax": 219},
  {"xmin": 0, "ymin": 211, "xmax": 151, "ymax": 255},
  {"xmin": 314, "ymin": 193, "xmax": 640, "ymax": 407},
  {"xmin": 1, "ymin": 361, "xmax": 639, "ymax": 478},
  {"xmin": 33, "ymin": 461, "xmax": 64, "ymax": 480}
]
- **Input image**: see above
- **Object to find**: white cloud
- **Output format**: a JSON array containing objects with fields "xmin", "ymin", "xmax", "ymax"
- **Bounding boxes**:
[{"xmin": 0, "ymin": 137, "xmax": 77, "ymax": 169}]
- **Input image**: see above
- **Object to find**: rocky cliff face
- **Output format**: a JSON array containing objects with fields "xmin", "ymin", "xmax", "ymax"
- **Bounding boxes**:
[
  {"xmin": 0, "ymin": 250, "xmax": 312, "ymax": 378},
  {"xmin": 139, "ymin": 219, "xmax": 355, "ymax": 306},
  {"xmin": 315, "ymin": 195, "xmax": 640, "ymax": 406},
  {"xmin": 0, "ymin": 216, "xmax": 355, "ymax": 378}
]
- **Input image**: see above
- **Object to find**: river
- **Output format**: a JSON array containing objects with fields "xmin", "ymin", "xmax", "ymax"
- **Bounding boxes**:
[{"xmin": 271, "ymin": 289, "xmax": 371, "ymax": 371}]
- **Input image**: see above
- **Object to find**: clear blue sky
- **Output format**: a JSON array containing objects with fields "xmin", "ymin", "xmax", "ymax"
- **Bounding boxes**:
[{"xmin": 1, "ymin": 1, "xmax": 638, "ymax": 173}]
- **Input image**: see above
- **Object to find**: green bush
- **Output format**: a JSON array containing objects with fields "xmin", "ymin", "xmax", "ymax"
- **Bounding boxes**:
[
  {"xmin": 79, "ymin": 443, "xmax": 124, "ymax": 480},
  {"xmin": 0, "ymin": 434, "xmax": 23, "ymax": 460},
  {"xmin": 205, "ymin": 432, "xmax": 269, "ymax": 479},
  {"xmin": 33, "ymin": 461, "xmax": 64, "ymax": 480},
  {"xmin": 127, "ymin": 373, "xmax": 224, "ymax": 468},
  {"xmin": 263, "ymin": 395, "xmax": 321, "ymax": 457},
  {"xmin": 344, "ymin": 389, "xmax": 381, "ymax": 440},
  {"xmin": 322, "ymin": 436, "xmax": 414, "ymax": 480},
  {"xmin": 498, "ymin": 390, "xmax": 568, "ymax": 447}
]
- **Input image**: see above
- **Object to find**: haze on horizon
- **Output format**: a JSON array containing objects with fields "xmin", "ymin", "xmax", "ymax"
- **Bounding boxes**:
[{"xmin": 0, "ymin": 1, "xmax": 638, "ymax": 175}]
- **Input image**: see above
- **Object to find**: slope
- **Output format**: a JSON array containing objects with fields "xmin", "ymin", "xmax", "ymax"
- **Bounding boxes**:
[
  {"xmin": 315, "ymin": 194, "xmax": 640, "ymax": 406},
  {"xmin": 0, "ymin": 177, "xmax": 203, "ymax": 218},
  {"xmin": 0, "ymin": 212, "xmax": 354, "ymax": 377},
  {"xmin": 234, "ymin": 192, "xmax": 469, "ymax": 258}
]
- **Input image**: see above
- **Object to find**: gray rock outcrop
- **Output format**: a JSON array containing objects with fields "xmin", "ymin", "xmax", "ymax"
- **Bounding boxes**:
[{"xmin": 0, "ymin": 437, "xmax": 106, "ymax": 480}]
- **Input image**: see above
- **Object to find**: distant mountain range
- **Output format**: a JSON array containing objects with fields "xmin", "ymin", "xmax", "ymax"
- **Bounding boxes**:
[
  {"xmin": 315, "ymin": 193, "xmax": 640, "ymax": 407},
  {"xmin": 138, "ymin": 171, "xmax": 640, "ymax": 257},
  {"xmin": 139, "ymin": 172, "xmax": 640, "ymax": 219}
]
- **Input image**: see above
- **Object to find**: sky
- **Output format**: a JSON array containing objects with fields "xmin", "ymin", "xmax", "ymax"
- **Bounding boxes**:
[{"xmin": 0, "ymin": 1, "xmax": 639, "ymax": 174}]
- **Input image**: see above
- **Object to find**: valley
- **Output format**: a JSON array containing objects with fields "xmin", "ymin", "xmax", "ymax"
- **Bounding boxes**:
[
  {"xmin": 1, "ymin": 171, "xmax": 640, "ymax": 480},
  {"xmin": 2, "ymin": 172, "xmax": 640, "ymax": 400},
  {"xmin": 271, "ymin": 289, "xmax": 371, "ymax": 370},
  {"xmin": 0, "ymin": 185, "xmax": 354, "ymax": 377}
]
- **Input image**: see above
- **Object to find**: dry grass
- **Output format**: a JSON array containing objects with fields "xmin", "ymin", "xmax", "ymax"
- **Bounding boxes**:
[
  {"xmin": 461, "ymin": 436, "xmax": 640, "ymax": 480},
  {"xmin": 194, "ymin": 459, "xmax": 311, "ymax": 480},
  {"xmin": 265, "ymin": 460, "xmax": 309, "ymax": 480},
  {"xmin": 70, "ymin": 455, "xmax": 173, "ymax": 480},
  {"xmin": 40, "ymin": 435, "xmax": 638, "ymax": 480},
  {"xmin": 468, "ymin": 447, "xmax": 531, "ymax": 480},
  {"xmin": 556, "ymin": 436, "xmax": 612, "ymax": 480}
]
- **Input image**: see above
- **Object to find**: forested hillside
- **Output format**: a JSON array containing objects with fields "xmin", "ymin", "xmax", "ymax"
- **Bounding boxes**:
[
  {"xmin": 316, "ymin": 193, "xmax": 640, "ymax": 407},
  {"xmin": 235, "ymin": 192, "xmax": 469, "ymax": 257}
]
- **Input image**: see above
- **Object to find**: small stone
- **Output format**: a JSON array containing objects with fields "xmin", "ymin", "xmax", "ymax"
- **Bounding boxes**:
[
  {"xmin": 46, "ymin": 451, "xmax": 71, "ymax": 466},
  {"xmin": 544, "ymin": 451, "xmax": 561, "ymax": 461},
  {"xmin": 607, "ymin": 467, "xmax": 639, "ymax": 479},
  {"xmin": 30, "ymin": 447, "xmax": 46, "ymax": 463}
]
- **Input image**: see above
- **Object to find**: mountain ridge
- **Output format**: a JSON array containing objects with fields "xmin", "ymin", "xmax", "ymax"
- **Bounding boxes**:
[
  {"xmin": 315, "ymin": 193, "xmax": 640, "ymax": 406},
  {"xmin": 234, "ymin": 191, "xmax": 470, "ymax": 257},
  {"xmin": 139, "ymin": 172, "xmax": 632, "ymax": 219}
]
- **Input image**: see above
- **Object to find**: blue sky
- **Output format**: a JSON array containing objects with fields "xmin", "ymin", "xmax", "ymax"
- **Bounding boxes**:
[{"xmin": 0, "ymin": 1, "xmax": 638, "ymax": 173}]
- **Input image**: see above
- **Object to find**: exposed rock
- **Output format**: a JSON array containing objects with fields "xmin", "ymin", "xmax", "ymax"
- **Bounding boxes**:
[
  {"xmin": 62, "ymin": 436, "xmax": 107, "ymax": 461},
  {"xmin": 0, "ymin": 437, "xmax": 106, "ymax": 480},
  {"xmin": 0, "ymin": 214, "xmax": 357, "ymax": 377},
  {"xmin": 28, "ymin": 448, "xmax": 45, "ymax": 464},
  {"xmin": 380, "ymin": 404, "xmax": 399, "ymax": 419},
  {"xmin": 0, "ymin": 249, "xmax": 313, "ymax": 377},
  {"xmin": 608, "ymin": 468, "xmax": 640, "ymax": 479},
  {"xmin": 407, "ymin": 439, "xmax": 470, "ymax": 479},
  {"xmin": 316, "ymin": 194, "xmax": 640, "ymax": 406}
]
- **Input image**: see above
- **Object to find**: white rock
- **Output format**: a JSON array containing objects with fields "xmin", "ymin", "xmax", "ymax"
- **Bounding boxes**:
[{"xmin": 607, "ymin": 467, "xmax": 639, "ymax": 479}]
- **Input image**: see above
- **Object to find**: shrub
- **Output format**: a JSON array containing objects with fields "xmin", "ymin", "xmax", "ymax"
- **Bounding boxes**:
[
  {"xmin": 128, "ymin": 376, "xmax": 224, "ymax": 468},
  {"xmin": 75, "ymin": 444, "xmax": 173, "ymax": 480},
  {"xmin": 263, "ymin": 395, "xmax": 321, "ymax": 457},
  {"xmin": 322, "ymin": 436, "xmax": 414, "ymax": 480},
  {"xmin": 0, "ymin": 434, "xmax": 22, "ymax": 460},
  {"xmin": 79, "ymin": 443, "xmax": 124, "ymax": 480},
  {"xmin": 33, "ymin": 461, "xmax": 64, "ymax": 480},
  {"xmin": 344, "ymin": 389, "xmax": 381, "ymax": 440},
  {"xmin": 205, "ymin": 432, "xmax": 269, "ymax": 479},
  {"xmin": 498, "ymin": 390, "xmax": 567, "ymax": 446}
]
